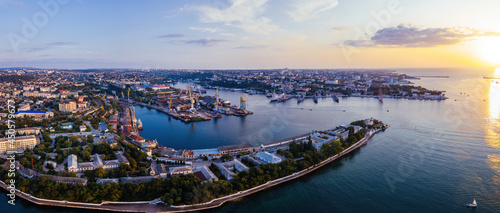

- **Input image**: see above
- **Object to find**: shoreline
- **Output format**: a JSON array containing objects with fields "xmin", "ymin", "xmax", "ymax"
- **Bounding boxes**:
[{"xmin": 1, "ymin": 129, "xmax": 380, "ymax": 213}]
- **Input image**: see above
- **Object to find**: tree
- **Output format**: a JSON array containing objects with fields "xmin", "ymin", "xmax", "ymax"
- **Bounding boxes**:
[
  {"xmin": 94, "ymin": 167, "xmax": 105, "ymax": 178},
  {"xmin": 87, "ymin": 135, "xmax": 94, "ymax": 143},
  {"xmin": 220, "ymin": 154, "xmax": 233, "ymax": 162}
]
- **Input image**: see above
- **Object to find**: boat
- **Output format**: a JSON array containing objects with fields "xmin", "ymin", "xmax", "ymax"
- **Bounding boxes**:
[
  {"xmin": 270, "ymin": 93, "xmax": 287, "ymax": 102},
  {"xmin": 137, "ymin": 119, "xmax": 143, "ymax": 130},
  {"xmin": 332, "ymin": 94, "xmax": 339, "ymax": 103},
  {"xmin": 378, "ymin": 88, "xmax": 383, "ymax": 103},
  {"xmin": 297, "ymin": 94, "xmax": 305, "ymax": 103},
  {"xmin": 466, "ymin": 199, "xmax": 477, "ymax": 208}
]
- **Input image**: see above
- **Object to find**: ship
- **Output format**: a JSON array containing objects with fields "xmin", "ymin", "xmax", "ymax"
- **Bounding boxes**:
[
  {"xmin": 378, "ymin": 88, "xmax": 384, "ymax": 103},
  {"xmin": 270, "ymin": 93, "xmax": 287, "ymax": 102},
  {"xmin": 267, "ymin": 90, "xmax": 276, "ymax": 98},
  {"xmin": 297, "ymin": 94, "xmax": 305, "ymax": 103},
  {"xmin": 137, "ymin": 119, "xmax": 143, "ymax": 130},
  {"xmin": 332, "ymin": 94, "xmax": 339, "ymax": 103}
]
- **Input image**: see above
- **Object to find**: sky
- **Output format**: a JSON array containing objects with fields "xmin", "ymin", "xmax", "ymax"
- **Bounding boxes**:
[{"xmin": 1, "ymin": 0, "xmax": 500, "ymax": 69}]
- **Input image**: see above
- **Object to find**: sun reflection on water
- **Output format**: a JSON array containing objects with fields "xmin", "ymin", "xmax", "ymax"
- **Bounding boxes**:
[
  {"xmin": 489, "ymin": 68, "xmax": 500, "ymax": 120},
  {"xmin": 486, "ymin": 68, "xmax": 500, "ymax": 175}
]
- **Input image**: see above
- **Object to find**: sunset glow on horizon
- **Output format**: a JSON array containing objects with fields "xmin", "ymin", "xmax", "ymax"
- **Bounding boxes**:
[{"xmin": 1, "ymin": 0, "xmax": 500, "ymax": 69}]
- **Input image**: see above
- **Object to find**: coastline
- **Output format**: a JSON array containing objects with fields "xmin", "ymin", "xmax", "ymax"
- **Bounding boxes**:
[{"xmin": 1, "ymin": 129, "xmax": 381, "ymax": 213}]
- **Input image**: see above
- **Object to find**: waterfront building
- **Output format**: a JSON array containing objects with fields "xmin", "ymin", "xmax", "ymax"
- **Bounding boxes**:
[
  {"xmin": 192, "ymin": 148, "xmax": 221, "ymax": 157},
  {"xmin": 0, "ymin": 135, "xmax": 39, "ymax": 152},
  {"xmin": 38, "ymin": 174, "xmax": 88, "ymax": 185},
  {"xmin": 310, "ymin": 132, "xmax": 339, "ymax": 151},
  {"xmin": 218, "ymin": 144, "xmax": 253, "ymax": 155},
  {"xmin": 365, "ymin": 118, "xmax": 374, "ymax": 126},
  {"xmin": 256, "ymin": 152, "xmax": 283, "ymax": 164}
]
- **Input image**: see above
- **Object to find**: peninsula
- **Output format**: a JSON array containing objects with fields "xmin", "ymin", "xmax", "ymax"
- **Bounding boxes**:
[{"xmin": 0, "ymin": 116, "xmax": 386, "ymax": 212}]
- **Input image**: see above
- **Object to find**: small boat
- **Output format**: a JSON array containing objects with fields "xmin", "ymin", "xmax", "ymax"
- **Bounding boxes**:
[
  {"xmin": 332, "ymin": 94, "xmax": 339, "ymax": 103},
  {"xmin": 466, "ymin": 199, "xmax": 477, "ymax": 208},
  {"xmin": 297, "ymin": 94, "xmax": 305, "ymax": 103},
  {"xmin": 378, "ymin": 88, "xmax": 383, "ymax": 103}
]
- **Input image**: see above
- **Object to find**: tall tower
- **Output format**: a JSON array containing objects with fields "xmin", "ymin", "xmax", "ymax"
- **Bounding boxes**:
[{"xmin": 240, "ymin": 93, "xmax": 248, "ymax": 110}]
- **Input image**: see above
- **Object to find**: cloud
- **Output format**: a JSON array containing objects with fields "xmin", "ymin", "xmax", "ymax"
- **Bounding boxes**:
[
  {"xmin": 343, "ymin": 25, "xmax": 500, "ymax": 48},
  {"xmin": 26, "ymin": 42, "xmax": 77, "ymax": 52},
  {"xmin": 183, "ymin": 38, "xmax": 229, "ymax": 46},
  {"xmin": 193, "ymin": 0, "xmax": 277, "ymax": 34},
  {"xmin": 289, "ymin": 0, "xmax": 339, "ymax": 22},
  {"xmin": 158, "ymin": 33, "xmax": 186, "ymax": 38},
  {"xmin": 47, "ymin": 42, "xmax": 77, "ymax": 47},
  {"xmin": 330, "ymin": 26, "xmax": 349, "ymax": 31},
  {"xmin": 235, "ymin": 45, "xmax": 267, "ymax": 49},
  {"xmin": 189, "ymin": 27, "xmax": 219, "ymax": 33}
]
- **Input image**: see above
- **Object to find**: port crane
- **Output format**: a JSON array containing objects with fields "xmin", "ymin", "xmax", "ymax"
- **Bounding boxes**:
[
  {"xmin": 214, "ymin": 87, "xmax": 220, "ymax": 111},
  {"xmin": 187, "ymin": 83, "xmax": 196, "ymax": 111},
  {"xmin": 127, "ymin": 88, "xmax": 131, "ymax": 103}
]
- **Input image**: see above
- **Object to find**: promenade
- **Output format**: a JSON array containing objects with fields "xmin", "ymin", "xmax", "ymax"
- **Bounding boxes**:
[{"xmin": 1, "ymin": 129, "xmax": 381, "ymax": 213}]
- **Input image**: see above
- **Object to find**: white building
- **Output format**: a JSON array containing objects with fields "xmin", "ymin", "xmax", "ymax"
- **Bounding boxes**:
[
  {"xmin": 256, "ymin": 152, "xmax": 282, "ymax": 164},
  {"xmin": 200, "ymin": 165, "xmax": 218, "ymax": 182},
  {"xmin": 68, "ymin": 154, "xmax": 78, "ymax": 172}
]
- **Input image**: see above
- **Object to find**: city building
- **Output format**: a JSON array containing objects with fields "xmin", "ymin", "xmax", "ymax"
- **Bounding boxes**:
[
  {"xmin": 169, "ymin": 166, "xmax": 192, "ymax": 176},
  {"xmin": 67, "ymin": 153, "xmax": 128, "ymax": 173},
  {"xmin": 218, "ymin": 144, "xmax": 253, "ymax": 155},
  {"xmin": 38, "ymin": 174, "xmax": 88, "ymax": 185},
  {"xmin": 18, "ymin": 103, "xmax": 30, "ymax": 111},
  {"xmin": 199, "ymin": 165, "xmax": 218, "ymax": 182},
  {"xmin": 14, "ymin": 111, "xmax": 54, "ymax": 119},
  {"xmin": 256, "ymin": 152, "xmax": 282, "ymax": 164},
  {"xmin": 0, "ymin": 135, "xmax": 39, "ymax": 152},
  {"xmin": 5, "ymin": 127, "xmax": 42, "ymax": 136},
  {"xmin": 59, "ymin": 101, "xmax": 77, "ymax": 112}
]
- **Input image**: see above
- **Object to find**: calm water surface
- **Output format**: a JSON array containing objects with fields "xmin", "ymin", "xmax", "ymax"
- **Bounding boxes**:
[{"xmin": 2, "ymin": 68, "xmax": 499, "ymax": 212}]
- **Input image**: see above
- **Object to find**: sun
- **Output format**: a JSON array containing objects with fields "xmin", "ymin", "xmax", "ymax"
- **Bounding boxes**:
[{"xmin": 477, "ymin": 37, "xmax": 500, "ymax": 66}]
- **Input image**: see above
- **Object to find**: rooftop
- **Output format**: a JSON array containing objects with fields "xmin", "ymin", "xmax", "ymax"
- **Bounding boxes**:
[
  {"xmin": 192, "ymin": 148, "xmax": 220, "ymax": 155},
  {"xmin": 14, "ymin": 111, "xmax": 48, "ymax": 115},
  {"xmin": 218, "ymin": 143, "xmax": 252, "ymax": 152}
]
